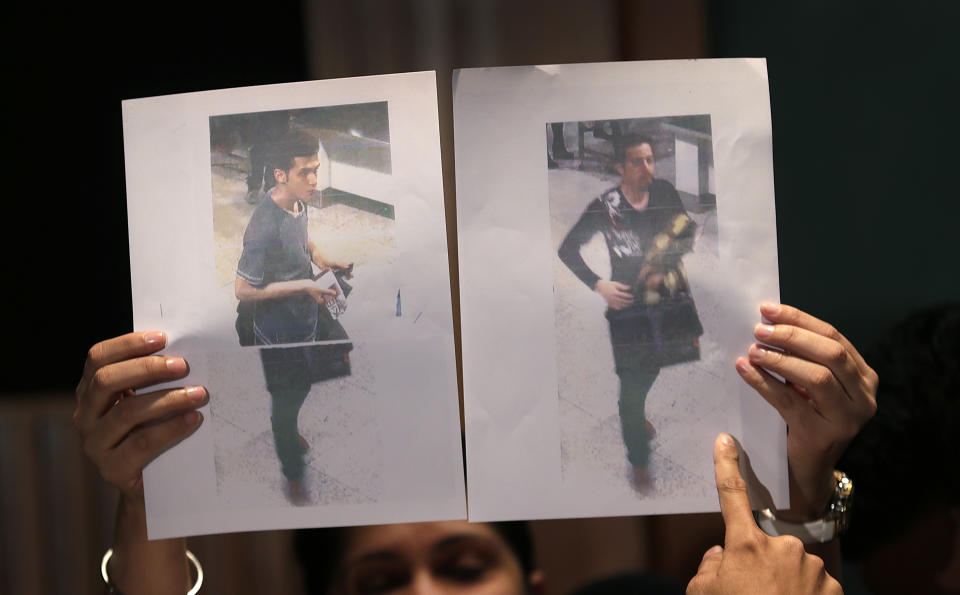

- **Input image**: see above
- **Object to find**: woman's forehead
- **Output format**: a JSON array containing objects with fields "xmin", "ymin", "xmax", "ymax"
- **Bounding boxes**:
[{"xmin": 342, "ymin": 521, "xmax": 504, "ymax": 558}]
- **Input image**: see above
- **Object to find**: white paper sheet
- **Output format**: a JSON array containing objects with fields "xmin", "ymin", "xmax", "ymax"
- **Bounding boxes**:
[
  {"xmin": 454, "ymin": 59, "xmax": 787, "ymax": 521},
  {"xmin": 122, "ymin": 72, "xmax": 465, "ymax": 538}
]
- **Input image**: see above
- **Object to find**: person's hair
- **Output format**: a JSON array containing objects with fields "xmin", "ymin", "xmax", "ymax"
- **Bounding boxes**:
[
  {"xmin": 267, "ymin": 130, "xmax": 319, "ymax": 177},
  {"xmin": 293, "ymin": 521, "xmax": 536, "ymax": 594},
  {"xmin": 837, "ymin": 303, "xmax": 960, "ymax": 561},
  {"xmin": 613, "ymin": 134, "xmax": 655, "ymax": 164}
]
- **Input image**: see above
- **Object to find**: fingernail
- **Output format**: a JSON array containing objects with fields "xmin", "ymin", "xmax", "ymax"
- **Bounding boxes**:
[
  {"xmin": 707, "ymin": 545, "xmax": 723, "ymax": 555},
  {"xmin": 144, "ymin": 331, "xmax": 165, "ymax": 345},
  {"xmin": 183, "ymin": 410, "xmax": 200, "ymax": 426},
  {"xmin": 749, "ymin": 344, "xmax": 766, "ymax": 361},
  {"xmin": 166, "ymin": 357, "xmax": 187, "ymax": 373},
  {"xmin": 185, "ymin": 386, "xmax": 205, "ymax": 402},
  {"xmin": 735, "ymin": 358, "xmax": 751, "ymax": 374},
  {"xmin": 760, "ymin": 302, "xmax": 781, "ymax": 317},
  {"xmin": 718, "ymin": 433, "xmax": 734, "ymax": 447},
  {"xmin": 755, "ymin": 324, "xmax": 774, "ymax": 339}
]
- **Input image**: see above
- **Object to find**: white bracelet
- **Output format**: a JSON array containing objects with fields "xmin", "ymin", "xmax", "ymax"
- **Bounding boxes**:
[{"xmin": 101, "ymin": 547, "xmax": 203, "ymax": 594}]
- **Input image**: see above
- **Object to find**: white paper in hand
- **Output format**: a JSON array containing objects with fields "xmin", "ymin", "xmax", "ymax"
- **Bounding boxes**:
[
  {"xmin": 122, "ymin": 72, "xmax": 464, "ymax": 539},
  {"xmin": 454, "ymin": 59, "xmax": 786, "ymax": 521}
]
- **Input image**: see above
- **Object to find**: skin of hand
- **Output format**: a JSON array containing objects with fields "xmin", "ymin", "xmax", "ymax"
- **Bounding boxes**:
[
  {"xmin": 736, "ymin": 303, "xmax": 878, "ymax": 521},
  {"xmin": 235, "ymin": 276, "xmax": 337, "ymax": 305},
  {"xmin": 686, "ymin": 434, "xmax": 843, "ymax": 595},
  {"xmin": 305, "ymin": 281, "xmax": 339, "ymax": 305},
  {"xmin": 595, "ymin": 279, "xmax": 634, "ymax": 309},
  {"xmin": 75, "ymin": 331, "xmax": 202, "ymax": 594}
]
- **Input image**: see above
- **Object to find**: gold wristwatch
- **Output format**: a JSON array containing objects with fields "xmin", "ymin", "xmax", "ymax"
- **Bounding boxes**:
[{"xmin": 756, "ymin": 470, "xmax": 853, "ymax": 543}]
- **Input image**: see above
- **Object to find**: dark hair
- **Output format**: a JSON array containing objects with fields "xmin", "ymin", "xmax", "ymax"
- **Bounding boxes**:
[
  {"xmin": 838, "ymin": 303, "xmax": 960, "ymax": 561},
  {"xmin": 293, "ymin": 521, "xmax": 536, "ymax": 594},
  {"xmin": 267, "ymin": 130, "xmax": 319, "ymax": 178},
  {"xmin": 613, "ymin": 134, "xmax": 655, "ymax": 164}
]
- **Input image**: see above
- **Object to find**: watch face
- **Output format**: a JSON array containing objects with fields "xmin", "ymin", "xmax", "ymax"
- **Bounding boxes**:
[{"xmin": 833, "ymin": 470, "xmax": 853, "ymax": 534}]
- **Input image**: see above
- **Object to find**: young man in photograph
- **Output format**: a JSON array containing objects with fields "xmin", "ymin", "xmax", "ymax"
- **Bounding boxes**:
[
  {"xmin": 558, "ymin": 134, "xmax": 701, "ymax": 489},
  {"xmin": 235, "ymin": 130, "xmax": 352, "ymax": 504}
]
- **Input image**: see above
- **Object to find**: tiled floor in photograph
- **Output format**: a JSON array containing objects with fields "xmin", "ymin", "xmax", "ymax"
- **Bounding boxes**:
[{"xmin": 208, "ymin": 343, "xmax": 384, "ymax": 509}]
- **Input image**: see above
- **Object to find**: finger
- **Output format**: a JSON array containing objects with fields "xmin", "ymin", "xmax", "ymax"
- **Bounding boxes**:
[
  {"xmin": 101, "ymin": 410, "xmax": 204, "ymax": 494},
  {"xmin": 754, "ymin": 323, "xmax": 863, "ymax": 402},
  {"xmin": 78, "ymin": 355, "xmax": 190, "ymax": 430},
  {"xmin": 713, "ymin": 433, "xmax": 758, "ymax": 545},
  {"xmin": 612, "ymin": 282, "xmax": 633, "ymax": 291},
  {"xmin": 760, "ymin": 303, "xmax": 871, "ymax": 375},
  {"xmin": 821, "ymin": 573, "xmax": 844, "ymax": 595},
  {"xmin": 747, "ymin": 344, "xmax": 844, "ymax": 417},
  {"xmin": 735, "ymin": 357, "xmax": 819, "ymax": 424},
  {"xmin": 786, "ymin": 542, "xmax": 832, "ymax": 592},
  {"xmin": 87, "ymin": 386, "xmax": 207, "ymax": 453},
  {"xmin": 79, "ymin": 331, "xmax": 167, "ymax": 386},
  {"xmin": 696, "ymin": 545, "xmax": 723, "ymax": 574}
]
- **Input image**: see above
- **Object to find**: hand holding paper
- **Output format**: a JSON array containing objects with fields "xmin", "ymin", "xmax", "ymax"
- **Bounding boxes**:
[
  {"xmin": 75, "ymin": 331, "xmax": 205, "ymax": 499},
  {"xmin": 305, "ymin": 276, "xmax": 340, "ymax": 306},
  {"xmin": 736, "ymin": 303, "xmax": 877, "ymax": 520},
  {"xmin": 74, "ymin": 331, "xmax": 200, "ymax": 593}
]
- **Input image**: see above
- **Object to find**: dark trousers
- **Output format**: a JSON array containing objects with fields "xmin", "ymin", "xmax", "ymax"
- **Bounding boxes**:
[
  {"xmin": 246, "ymin": 143, "xmax": 269, "ymax": 193},
  {"xmin": 260, "ymin": 346, "xmax": 314, "ymax": 481},
  {"xmin": 269, "ymin": 386, "xmax": 310, "ymax": 480},
  {"xmin": 258, "ymin": 333, "xmax": 353, "ymax": 480},
  {"xmin": 617, "ymin": 367, "xmax": 660, "ymax": 467}
]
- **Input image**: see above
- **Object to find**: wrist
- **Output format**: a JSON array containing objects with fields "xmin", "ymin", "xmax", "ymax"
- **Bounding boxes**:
[
  {"xmin": 782, "ymin": 464, "xmax": 839, "ymax": 522},
  {"xmin": 116, "ymin": 491, "xmax": 147, "ymax": 532},
  {"xmin": 756, "ymin": 470, "xmax": 853, "ymax": 544},
  {"xmin": 785, "ymin": 440, "xmax": 842, "ymax": 520}
]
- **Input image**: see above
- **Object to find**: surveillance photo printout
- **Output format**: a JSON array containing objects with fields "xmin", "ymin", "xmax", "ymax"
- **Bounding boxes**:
[
  {"xmin": 122, "ymin": 72, "xmax": 464, "ymax": 538},
  {"xmin": 454, "ymin": 59, "xmax": 786, "ymax": 521}
]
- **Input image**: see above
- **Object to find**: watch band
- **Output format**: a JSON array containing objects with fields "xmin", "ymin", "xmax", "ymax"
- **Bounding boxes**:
[
  {"xmin": 756, "ymin": 508, "xmax": 840, "ymax": 543},
  {"xmin": 755, "ymin": 470, "xmax": 853, "ymax": 544}
]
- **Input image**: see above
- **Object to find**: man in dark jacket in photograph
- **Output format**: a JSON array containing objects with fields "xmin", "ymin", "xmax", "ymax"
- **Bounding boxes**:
[{"xmin": 558, "ymin": 135, "xmax": 702, "ymax": 488}]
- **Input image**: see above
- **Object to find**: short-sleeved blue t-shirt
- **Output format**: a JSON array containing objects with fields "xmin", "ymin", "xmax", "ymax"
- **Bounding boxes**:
[{"xmin": 237, "ymin": 194, "xmax": 319, "ymax": 344}]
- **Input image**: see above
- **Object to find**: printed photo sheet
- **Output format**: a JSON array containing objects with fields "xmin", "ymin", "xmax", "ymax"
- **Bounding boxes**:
[
  {"xmin": 122, "ymin": 72, "xmax": 464, "ymax": 538},
  {"xmin": 454, "ymin": 59, "xmax": 786, "ymax": 521}
]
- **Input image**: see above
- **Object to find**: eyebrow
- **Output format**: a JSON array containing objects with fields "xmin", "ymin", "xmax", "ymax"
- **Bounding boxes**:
[
  {"xmin": 344, "ymin": 533, "xmax": 495, "ymax": 569},
  {"xmin": 343, "ymin": 550, "xmax": 404, "ymax": 569},
  {"xmin": 430, "ymin": 534, "xmax": 493, "ymax": 553}
]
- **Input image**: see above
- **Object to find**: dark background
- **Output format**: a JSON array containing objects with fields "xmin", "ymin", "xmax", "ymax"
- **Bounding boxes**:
[
  {"xmin": 2, "ymin": 2, "xmax": 959, "ymax": 593},
  {"xmin": 5, "ymin": 0, "xmax": 959, "ymax": 395},
  {"xmin": 5, "ymin": 4, "xmax": 308, "ymax": 394}
]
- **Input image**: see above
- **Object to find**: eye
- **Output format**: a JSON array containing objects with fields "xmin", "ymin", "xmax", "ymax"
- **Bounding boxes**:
[
  {"xmin": 435, "ymin": 547, "xmax": 496, "ymax": 584},
  {"xmin": 345, "ymin": 563, "xmax": 409, "ymax": 594}
]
